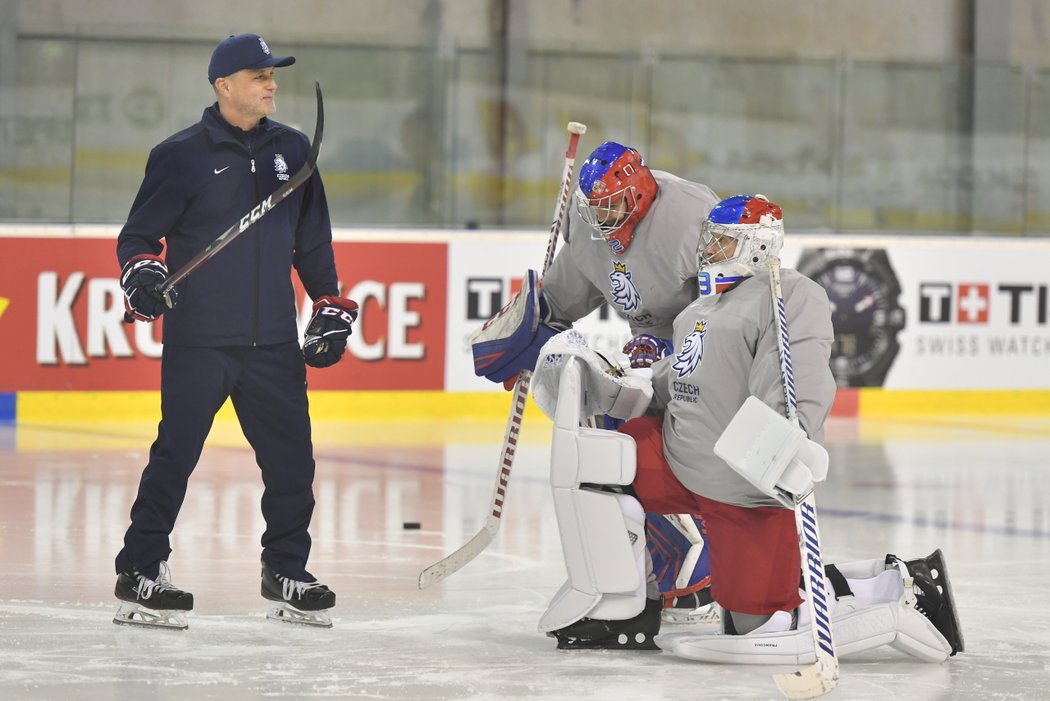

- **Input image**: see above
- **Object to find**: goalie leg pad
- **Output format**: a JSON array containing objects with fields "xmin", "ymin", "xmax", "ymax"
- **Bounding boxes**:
[
  {"xmin": 673, "ymin": 602, "xmax": 905, "ymax": 664},
  {"xmin": 549, "ymin": 354, "xmax": 639, "ymax": 487},
  {"xmin": 539, "ymin": 352, "xmax": 650, "ymax": 632},
  {"xmin": 673, "ymin": 555, "xmax": 958, "ymax": 665},
  {"xmin": 539, "ymin": 489, "xmax": 647, "ymax": 632}
]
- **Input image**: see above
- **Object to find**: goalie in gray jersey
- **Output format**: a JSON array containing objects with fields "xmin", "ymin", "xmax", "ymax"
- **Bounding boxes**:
[
  {"xmin": 471, "ymin": 141, "xmax": 720, "ymax": 624},
  {"xmin": 529, "ymin": 194, "xmax": 963, "ymax": 661}
]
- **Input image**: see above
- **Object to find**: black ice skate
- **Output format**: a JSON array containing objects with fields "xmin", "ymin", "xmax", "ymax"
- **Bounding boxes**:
[
  {"xmin": 261, "ymin": 562, "xmax": 336, "ymax": 628},
  {"xmin": 889, "ymin": 549, "xmax": 965, "ymax": 655},
  {"xmin": 112, "ymin": 561, "xmax": 193, "ymax": 630},
  {"xmin": 662, "ymin": 585, "xmax": 720, "ymax": 625},
  {"xmin": 550, "ymin": 597, "xmax": 662, "ymax": 650}
]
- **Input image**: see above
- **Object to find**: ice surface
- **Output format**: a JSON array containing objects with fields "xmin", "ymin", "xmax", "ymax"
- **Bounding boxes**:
[{"xmin": 1, "ymin": 416, "xmax": 1047, "ymax": 700}]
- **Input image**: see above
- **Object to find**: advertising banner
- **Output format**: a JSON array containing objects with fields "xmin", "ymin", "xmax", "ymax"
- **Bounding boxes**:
[
  {"xmin": 782, "ymin": 240, "xmax": 1050, "ymax": 390},
  {"xmin": 0, "ymin": 234, "xmax": 447, "ymax": 392},
  {"xmin": 2, "ymin": 228, "xmax": 1049, "ymax": 394}
]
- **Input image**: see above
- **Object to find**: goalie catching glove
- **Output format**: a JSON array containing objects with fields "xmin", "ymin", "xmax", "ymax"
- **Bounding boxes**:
[
  {"xmin": 532, "ymin": 329, "xmax": 653, "ymax": 423},
  {"xmin": 303, "ymin": 295, "xmax": 359, "ymax": 368},
  {"xmin": 120, "ymin": 254, "xmax": 177, "ymax": 322}
]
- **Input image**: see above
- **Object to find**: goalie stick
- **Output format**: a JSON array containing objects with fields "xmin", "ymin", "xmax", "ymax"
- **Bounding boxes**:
[
  {"xmin": 767, "ymin": 256, "xmax": 839, "ymax": 700},
  {"xmin": 124, "ymin": 81, "xmax": 325, "ymax": 322},
  {"xmin": 418, "ymin": 120, "xmax": 587, "ymax": 589}
]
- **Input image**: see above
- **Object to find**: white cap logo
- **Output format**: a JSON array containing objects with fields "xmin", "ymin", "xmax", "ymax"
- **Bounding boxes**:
[{"xmin": 258, "ymin": 38, "xmax": 272, "ymax": 56}]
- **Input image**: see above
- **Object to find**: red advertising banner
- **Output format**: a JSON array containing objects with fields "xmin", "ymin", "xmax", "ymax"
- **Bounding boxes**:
[{"xmin": 0, "ymin": 237, "xmax": 447, "ymax": 391}]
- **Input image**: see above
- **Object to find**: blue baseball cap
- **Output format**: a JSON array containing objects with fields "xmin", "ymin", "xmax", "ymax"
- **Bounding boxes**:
[{"xmin": 208, "ymin": 33, "xmax": 295, "ymax": 84}]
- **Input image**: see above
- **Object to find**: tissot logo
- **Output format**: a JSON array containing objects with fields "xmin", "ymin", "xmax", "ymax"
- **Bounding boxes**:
[
  {"xmin": 918, "ymin": 282, "xmax": 1048, "ymax": 325},
  {"xmin": 466, "ymin": 278, "xmax": 520, "ymax": 320}
]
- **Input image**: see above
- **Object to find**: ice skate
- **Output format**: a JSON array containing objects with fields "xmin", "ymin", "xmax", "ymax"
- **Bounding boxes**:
[
  {"xmin": 112, "ymin": 561, "xmax": 193, "ymax": 630},
  {"xmin": 550, "ymin": 597, "xmax": 662, "ymax": 650},
  {"xmin": 662, "ymin": 586, "xmax": 720, "ymax": 626},
  {"xmin": 261, "ymin": 562, "xmax": 336, "ymax": 628},
  {"xmin": 889, "ymin": 548, "xmax": 964, "ymax": 655}
]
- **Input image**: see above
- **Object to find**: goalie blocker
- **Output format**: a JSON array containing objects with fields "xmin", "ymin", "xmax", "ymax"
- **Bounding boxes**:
[{"xmin": 471, "ymin": 270, "xmax": 565, "ymax": 383}]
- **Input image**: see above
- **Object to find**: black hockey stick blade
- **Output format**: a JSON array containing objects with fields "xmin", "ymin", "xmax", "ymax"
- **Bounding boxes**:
[{"xmin": 124, "ymin": 82, "xmax": 325, "ymax": 322}]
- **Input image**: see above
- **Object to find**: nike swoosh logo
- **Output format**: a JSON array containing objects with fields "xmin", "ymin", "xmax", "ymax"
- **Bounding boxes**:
[{"xmin": 214, "ymin": 166, "xmax": 230, "ymax": 174}]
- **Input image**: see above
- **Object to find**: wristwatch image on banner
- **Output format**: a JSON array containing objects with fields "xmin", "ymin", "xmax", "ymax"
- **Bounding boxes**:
[{"xmin": 796, "ymin": 248, "xmax": 906, "ymax": 388}]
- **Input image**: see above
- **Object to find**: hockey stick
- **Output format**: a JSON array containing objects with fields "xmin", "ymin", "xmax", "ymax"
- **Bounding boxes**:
[
  {"xmin": 418, "ymin": 120, "xmax": 587, "ymax": 589},
  {"xmin": 124, "ymin": 81, "xmax": 325, "ymax": 322},
  {"xmin": 767, "ymin": 256, "xmax": 839, "ymax": 699}
]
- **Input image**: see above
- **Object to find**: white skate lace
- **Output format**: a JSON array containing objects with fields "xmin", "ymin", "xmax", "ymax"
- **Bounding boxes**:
[
  {"xmin": 135, "ymin": 561, "xmax": 178, "ymax": 600},
  {"xmin": 278, "ymin": 574, "xmax": 322, "ymax": 601}
]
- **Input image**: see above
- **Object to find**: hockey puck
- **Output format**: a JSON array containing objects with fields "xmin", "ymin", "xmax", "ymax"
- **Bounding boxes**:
[{"xmin": 402, "ymin": 522, "xmax": 421, "ymax": 530}]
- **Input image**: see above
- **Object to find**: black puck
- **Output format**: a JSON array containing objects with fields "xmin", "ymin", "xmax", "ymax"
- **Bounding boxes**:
[{"xmin": 402, "ymin": 522, "xmax": 421, "ymax": 530}]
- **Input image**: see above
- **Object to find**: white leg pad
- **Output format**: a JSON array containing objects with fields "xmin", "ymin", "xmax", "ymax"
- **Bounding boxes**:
[
  {"xmin": 892, "ymin": 606, "xmax": 953, "ymax": 662},
  {"xmin": 673, "ymin": 602, "xmax": 897, "ymax": 665},
  {"xmin": 549, "ymin": 355, "xmax": 638, "ymax": 488},
  {"xmin": 539, "ymin": 489, "xmax": 647, "ymax": 632},
  {"xmin": 674, "ymin": 597, "xmax": 952, "ymax": 665},
  {"xmin": 537, "ymin": 351, "xmax": 648, "ymax": 633}
]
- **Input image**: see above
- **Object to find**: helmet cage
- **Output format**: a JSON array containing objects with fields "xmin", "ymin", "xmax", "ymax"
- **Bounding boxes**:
[
  {"xmin": 574, "ymin": 182, "xmax": 643, "ymax": 237},
  {"xmin": 696, "ymin": 216, "xmax": 784, "ymax": 298},
  {"xmin": 574, "ymin": 144, "xmax": 657, "ymax": 249}
]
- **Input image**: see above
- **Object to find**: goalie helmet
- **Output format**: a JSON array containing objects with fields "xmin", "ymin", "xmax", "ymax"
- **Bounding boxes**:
[
  {"xmin": 696, "ymin": 194, "xmax": 784, "ymax": 297},
  {"xmin": 574, "ymin": 141, "xmax": 658, "ymax": 255}
]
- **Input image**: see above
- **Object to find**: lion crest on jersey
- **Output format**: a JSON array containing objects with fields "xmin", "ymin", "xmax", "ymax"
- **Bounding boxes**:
[
  {"xmin": 672, "ymin": 320, "xmax": 707, "ymax": 378},
  {"xmin": 609, "ymin": 260, "xmax": 641, "ymax": 313},
  {"xmin": 274, "ymin": 153, "xmax": 290, "ymax": 181}
]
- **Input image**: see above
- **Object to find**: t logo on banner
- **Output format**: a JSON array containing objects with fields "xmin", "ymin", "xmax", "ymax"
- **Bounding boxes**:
[{"xmin": 919, "ymin": 282, "xmax": 989, "ymax": 323}]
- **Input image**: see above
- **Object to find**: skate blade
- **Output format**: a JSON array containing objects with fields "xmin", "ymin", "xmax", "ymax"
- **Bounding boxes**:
[
  {"xmin": 661, "ymin": 603, "xmax": 721, "ymax": 626},
  {"xmin": 928, "ymin": 549, "xmax": 965, "ymax": 654},
  {"xmin": 113, "ymin": 602, "xmax": 189, "ymax": 630},
  {"xmin": 266, "ymin": 602, "xmax": 333, "ymax": 628}
]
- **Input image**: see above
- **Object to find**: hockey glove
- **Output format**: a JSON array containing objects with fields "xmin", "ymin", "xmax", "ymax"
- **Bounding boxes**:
[
  {"xmin": 303, "ymin": 295, "xmax": 359, "ymax": 368},
  {"xmin": 120, "ymin": 254, "xmax": 177, "ymax": 322},
  {"xmin": 623, "ymin": 334, "xmax": 673, "ymax": 369},
  {"xmin": 471, "ymin": 269, "xmax": 566, "ymax": 383}
]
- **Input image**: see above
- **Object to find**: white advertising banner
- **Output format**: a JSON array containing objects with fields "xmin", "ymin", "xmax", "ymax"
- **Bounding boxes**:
[
  {"xmin": 772, "ymin": 237, "xmax": 1050, "ymax": 390},
  {"xmin": 4, "ymin": 226, "xmax": 1046, "ymax": 394},
  {"xmin": 445, "ymin": 233, "xmax": 1050, "ymax": 392}
]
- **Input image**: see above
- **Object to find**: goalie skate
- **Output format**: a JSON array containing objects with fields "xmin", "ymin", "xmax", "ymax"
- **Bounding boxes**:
[
  {"xmin": 551, "ymin": 597, "xmax": 662, "ymax": 650},
  {"xmin": 112, "ymin": 561, "xmax": 193, "ymax": 630},
  {"xmin": 663, "ymin": 587, "xmax": 720, "ymax": 626},
  {"xmin": 261, "ymin": 562, "xmax": 336, "ymax": 628},
  {"xmin": 890, "ymin": 548, "xmax": 964, "ymax": 655}
]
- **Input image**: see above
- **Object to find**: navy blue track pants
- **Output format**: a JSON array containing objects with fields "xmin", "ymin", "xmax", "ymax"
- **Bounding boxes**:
[{"xmin": 115, "ymin": 342, "xmax": 318, "ymax": 581}]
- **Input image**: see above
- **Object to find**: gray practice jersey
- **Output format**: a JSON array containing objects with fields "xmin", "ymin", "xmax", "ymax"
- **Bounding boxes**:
[
  {"xmin": 541, "ymin": 170, "xmax": 720, "ymax": 339},
  {"xmin": 651, "ymin": 269, "xmax": 836, "ymax": 508}
]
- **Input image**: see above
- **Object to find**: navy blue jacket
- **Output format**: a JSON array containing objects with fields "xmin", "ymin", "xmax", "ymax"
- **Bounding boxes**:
[{"xmin": 117, "ymin": 104, "xmax": 339, "ymax": 347}]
